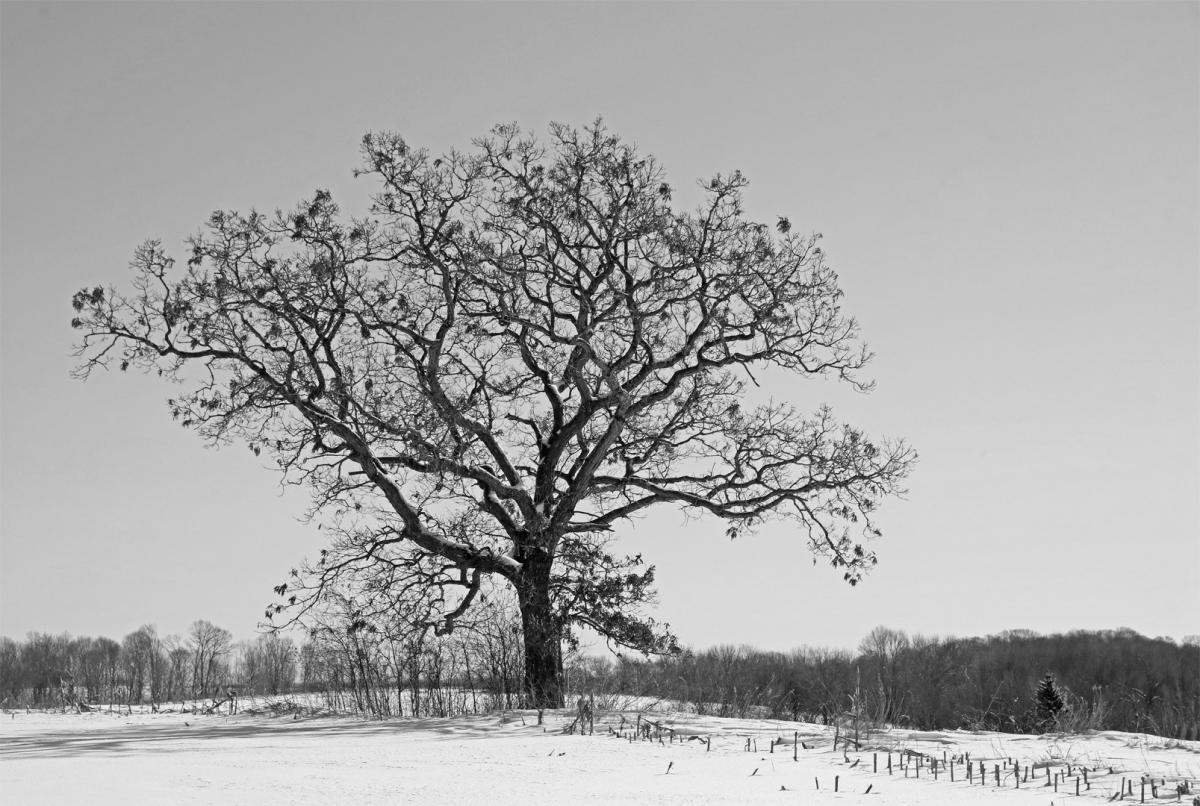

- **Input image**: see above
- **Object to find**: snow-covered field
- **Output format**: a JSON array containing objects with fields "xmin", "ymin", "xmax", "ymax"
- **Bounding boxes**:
[{"xmin": 3, "ymin": 704, "xmax": 1197, "ymax": 805}]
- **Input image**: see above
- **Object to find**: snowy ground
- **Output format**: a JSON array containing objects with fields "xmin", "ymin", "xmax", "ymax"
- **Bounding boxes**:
[{"xmin": 3, "ymin": 704, "xmax": 1197, "ymax": 805}]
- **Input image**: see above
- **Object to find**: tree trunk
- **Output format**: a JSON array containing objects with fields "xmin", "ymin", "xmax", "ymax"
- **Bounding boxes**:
[{"xmin": 516, "ymin": 553, "xmax": 564, "ymax": 709}]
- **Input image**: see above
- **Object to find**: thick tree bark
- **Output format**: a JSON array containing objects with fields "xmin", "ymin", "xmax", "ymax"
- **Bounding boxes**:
[{"xmin": 516, "ymin": 552, "xmax": 565, "ymax": 709}]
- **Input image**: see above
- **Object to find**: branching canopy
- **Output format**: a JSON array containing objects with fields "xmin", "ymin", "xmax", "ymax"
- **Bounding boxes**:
[{"xmin": 73, "ymin": 120, "xmax": 914, "ymax": 657}]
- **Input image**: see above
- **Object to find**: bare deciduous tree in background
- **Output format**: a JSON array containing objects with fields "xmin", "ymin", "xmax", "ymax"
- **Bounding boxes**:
[
  {"xmin": 858, "ymin": 624, "xmax": 912, "ymax": 724},
  {"xmin": 121, "ymin": 625, "xmax": 157, "ymax": 707},
  {"xmin": 189, "ymin": 620, "xmax": 231, "ymax": 698},
  {"xmin": 239, "ymin": 634, "xmax": 297, "ymax": 696},
  {"xmin": 72, "ymin": 120, "xmax": 914, "ymax": 707}
]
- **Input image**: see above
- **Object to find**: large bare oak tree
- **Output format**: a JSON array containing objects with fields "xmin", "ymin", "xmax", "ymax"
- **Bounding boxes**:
[{"xmin": 73, "ymin": 121, "xmax": 914, "ymax": 707}]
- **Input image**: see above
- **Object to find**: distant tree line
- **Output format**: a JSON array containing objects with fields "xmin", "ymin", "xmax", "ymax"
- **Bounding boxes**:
[
  {"xmin": 578, "ymin": 627, "xmax": 1199, "ymax": 739},
  {"xmin": 4, "ymin": 617, "xmax": 1195, "ymax": 740},
  {"xmin": 0, "ymin": 591, "xmax": 529, "ymax": 718},
  {"xmin": 0, "ymin": 620, "xmax": 297, "ymax": 711}
]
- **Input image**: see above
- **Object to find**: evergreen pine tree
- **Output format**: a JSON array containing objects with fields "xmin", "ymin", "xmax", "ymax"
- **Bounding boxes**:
[{"xmin": 1035, "ymin": 672, "xmax": 1065, "ymax": 732}]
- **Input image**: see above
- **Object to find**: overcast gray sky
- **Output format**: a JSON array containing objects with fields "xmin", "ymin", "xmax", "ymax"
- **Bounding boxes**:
[{"xmin": 2, "ymin": 1, "xmax": 1197, "ymax": 651}]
